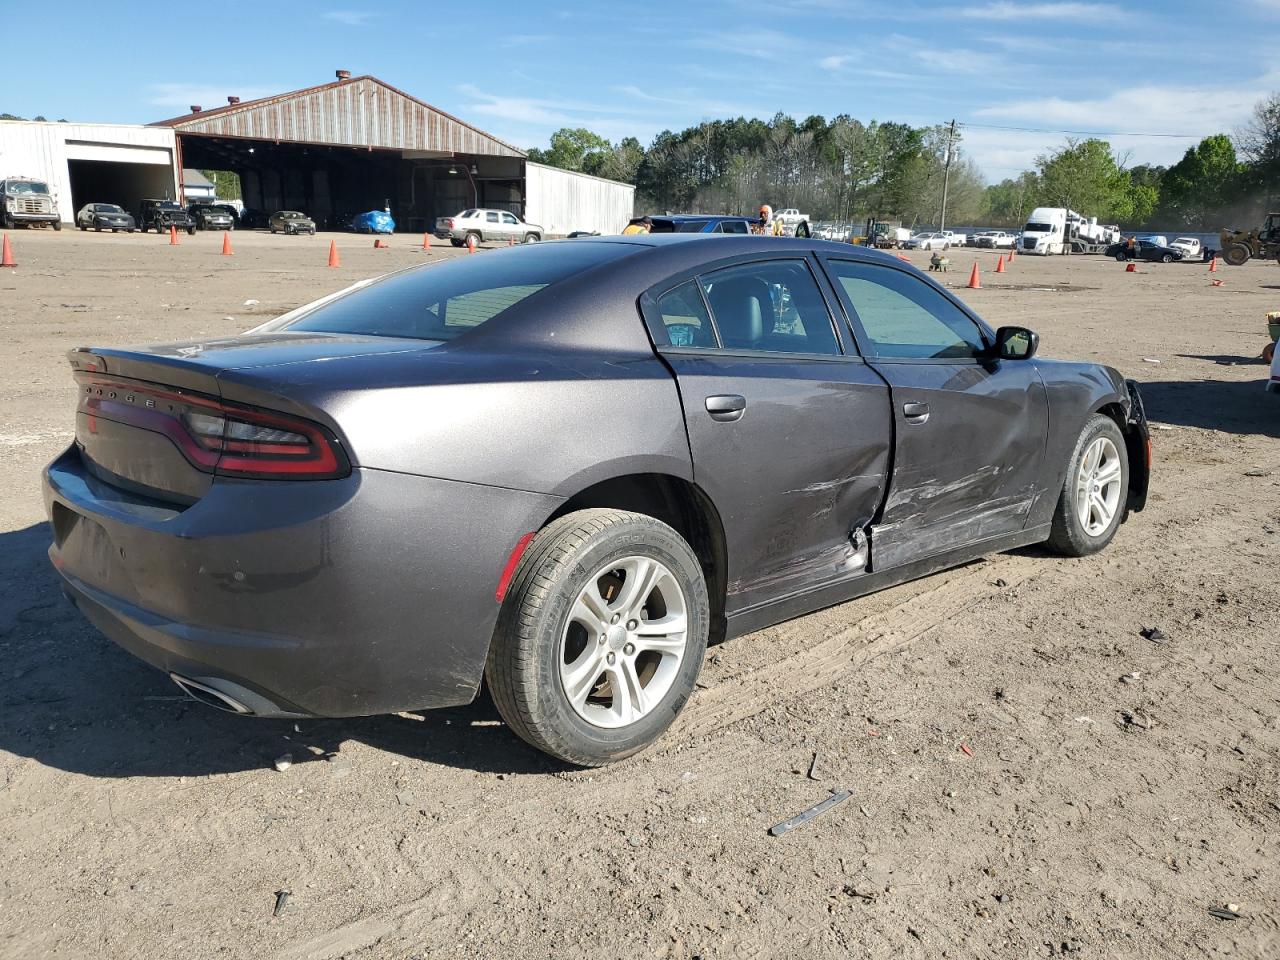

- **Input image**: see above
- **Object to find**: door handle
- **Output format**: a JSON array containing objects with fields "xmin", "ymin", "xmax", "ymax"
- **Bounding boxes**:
[
  {"xmin": 705, "ymin": 394, "xmax": 747, "ymax": 422},
  {"xmin": 903, "ymin": 401, "xmax": 930, "ymax": 424}
]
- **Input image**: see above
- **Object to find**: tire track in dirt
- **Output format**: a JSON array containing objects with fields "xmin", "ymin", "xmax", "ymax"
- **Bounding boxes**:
[{"xmin": 291, "ymin": 455, "xmax": 1277, "ymax": 957}]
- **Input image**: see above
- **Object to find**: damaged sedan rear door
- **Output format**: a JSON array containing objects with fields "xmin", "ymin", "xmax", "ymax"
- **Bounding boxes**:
[{"xmin": 640, "ymin": 254, "xmax": 892, "ymax": 615}]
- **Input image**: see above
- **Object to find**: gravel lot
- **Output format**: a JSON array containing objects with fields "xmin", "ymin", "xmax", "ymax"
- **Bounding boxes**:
[{"xmin": 1, "ymin": 228, "xmax": 1277, "ymax": 959}]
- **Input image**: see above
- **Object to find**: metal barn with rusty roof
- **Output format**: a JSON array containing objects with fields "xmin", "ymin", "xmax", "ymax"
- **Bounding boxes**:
[{"xmin": 153, "ymin": 71, "xmax": 633, "ymax": 235}]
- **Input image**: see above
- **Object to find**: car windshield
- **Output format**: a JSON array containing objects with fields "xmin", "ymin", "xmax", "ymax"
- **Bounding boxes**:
[
  {"xmin": 278, "ymin": 243, "xmax": 638, "ymax": 342},
  {"xmin": 1024, "ymin": 222, "xmax": 1052, "ymax": 232},
  {"xmin": 95, "ymin": 204, "xmax": 123, "ymax": 213},
  {"xmin": 6, "ymin": 181, "xmax": 49, "ymax": 195},
  {"xmin": 279, "ymin": 211, "xmax": 303, "ymax": 219}
]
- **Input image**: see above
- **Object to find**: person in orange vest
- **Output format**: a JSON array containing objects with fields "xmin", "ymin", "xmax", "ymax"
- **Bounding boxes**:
[{"xmin": 622, "ymin": 216, "xmax": 652, "ymax": 236}]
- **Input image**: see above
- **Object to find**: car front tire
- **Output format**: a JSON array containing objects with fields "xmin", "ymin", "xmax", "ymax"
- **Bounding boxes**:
[
  {"xmin": 486, "ymin": 509, "xmax": 710, "ymax": 766},
  {"xmin": 1046, "ymin": 414, "xmax": 1130, "ymax": 557},
  {"xmin": 1161, "ymin": 253, "xmax": 1173, "ymax": 263}
]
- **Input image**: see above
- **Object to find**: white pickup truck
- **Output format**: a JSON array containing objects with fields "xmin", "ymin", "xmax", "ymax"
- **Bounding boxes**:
[
  {"xmin": 773, "ymin": 208, "xmax": 812, "ymax": 237},
  {"xmin": 940, "ymin": 229, "xmax": 966, "ymax": 247}
]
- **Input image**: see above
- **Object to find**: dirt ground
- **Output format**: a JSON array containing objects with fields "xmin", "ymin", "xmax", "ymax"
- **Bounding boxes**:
[{"xmin": 0, "ymin": 228, "xmax": 1277, "ymax": 960}]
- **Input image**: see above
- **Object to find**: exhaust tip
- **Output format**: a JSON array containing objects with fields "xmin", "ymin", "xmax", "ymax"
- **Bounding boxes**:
[{"xmin": 170, "ymin": 674, "xmax": 252, "ymax": 715}]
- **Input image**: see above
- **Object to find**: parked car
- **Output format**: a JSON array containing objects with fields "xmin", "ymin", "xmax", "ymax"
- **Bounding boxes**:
[
  {"xmin": 904, "ymin": 232, "xmax": 950, "ymax": 251},
  {"xmin": 44, "ymin": 236, "xmax": 1151, "ymax": 765},
  {"xmin": 976, "ymin": 231, "xmax": 1015, "ymax": 249},
  {"xmin": 75, "ymin": 203, "xmax": 136, "ymax": 233},
  {"xmin": 352, "ymin": 210, "xmax": 396, "ymax": 234},
  {"xmin": 435, "ymin": 208, "xmax": 542, "ymax": 246},
  {"xmin": 269, "ymin": 210, "xmax": 317, "ymax": 235},
  {"xmin": 1105, "ymin": 239, "xmax": 1185, "ymax": 263},
  {"xmin": 1168, "ymin": 237, "xmax": 1202, "ymax": 259},
  {"xmin": 772, "ymin": 208, "xmax": 812, "ymax": 238},
  {"xmin": 1, "ymin": 176, "xmax": 61, "ymax": 229},
  {"xmin": 188, "ymin": 204, "xmax": 235, "ymax": 232},
  {"xmin": 138, "ymin": 199, "xmax": 196, "ymax": 235}
]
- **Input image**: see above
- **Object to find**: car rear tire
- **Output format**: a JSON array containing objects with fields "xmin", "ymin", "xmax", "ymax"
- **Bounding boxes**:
[
  {"xmin": 1045, "ymin": 414, "xmax": 1129, "ymax": 557},
  {"xmin": 486, "ymin": 508, "xmax": 710, "ymax": 766}
]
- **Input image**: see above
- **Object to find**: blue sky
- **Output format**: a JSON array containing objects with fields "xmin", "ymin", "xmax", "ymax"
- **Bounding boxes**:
[{"xmin": 10, "ymin": 0, "xmax": 1280, "ymax": 181}]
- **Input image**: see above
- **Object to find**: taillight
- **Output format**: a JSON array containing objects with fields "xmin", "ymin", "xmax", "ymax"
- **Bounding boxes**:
[
  {"xmin": 444, "ymin": 218, "xmax": 453, "ymax": 228},
  {"xmin": 78, "ymin": 374, "xmax": 349, "ymax": 480}
]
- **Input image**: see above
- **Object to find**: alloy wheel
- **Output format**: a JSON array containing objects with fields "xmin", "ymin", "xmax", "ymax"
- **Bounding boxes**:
[
  {"xmin": 559, "ymin": 555, "xmax": 688, "ymax": 729},
  {"xmin": 1075, "ymin": 436, "xmax": 1123, "ymax": 536}
]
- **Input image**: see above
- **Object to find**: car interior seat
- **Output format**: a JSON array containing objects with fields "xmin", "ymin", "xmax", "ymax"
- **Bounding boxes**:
[{"xmin": 706, "ymin": 276, "xmax": 771, "ymax": 350}]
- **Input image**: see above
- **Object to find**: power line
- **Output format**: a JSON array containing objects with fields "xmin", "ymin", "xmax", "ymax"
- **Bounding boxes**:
[{"xmin": 959, "ymin": 120, "xmax": 1202, "ymax": 139}]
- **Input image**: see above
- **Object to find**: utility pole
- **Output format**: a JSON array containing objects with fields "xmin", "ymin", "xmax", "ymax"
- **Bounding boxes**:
[{"xmin": 939, "ymin": 118, "xmax": 957, "ymax": 231}]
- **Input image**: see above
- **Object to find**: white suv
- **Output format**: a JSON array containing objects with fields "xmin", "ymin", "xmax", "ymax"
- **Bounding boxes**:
[{"xmin": 435, "ymin": 208, "xmax": 544, "ymax": 246}]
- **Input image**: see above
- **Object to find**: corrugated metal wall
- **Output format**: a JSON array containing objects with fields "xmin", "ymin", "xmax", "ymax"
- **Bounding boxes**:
[
  {"xmin": 167, "ymin": 78, "xmax": 523, "ymax": 158},
  {"xmin": 524, "ymin": 162, "xmax": 635, "ymax": 236},
  {"xmin": 0, "ymin": 122, "xmax": 178, "ymax": 222}
]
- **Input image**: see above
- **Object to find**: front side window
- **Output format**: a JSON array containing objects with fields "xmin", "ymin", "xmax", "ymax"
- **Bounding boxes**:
[
  {"xmin": 502, "ymin": 212, "xmax": 518, "ymax": 225},
  {"xmin": 651, "ymin": 281, "xmax": 717, "ymax": 348},
  {"xmin": 699, "ymin": 260, "xmax": 840, "ymax": 356},
  {"xmin": 825, "ymin": 260, "xmax": 986, "ymax": 360}
]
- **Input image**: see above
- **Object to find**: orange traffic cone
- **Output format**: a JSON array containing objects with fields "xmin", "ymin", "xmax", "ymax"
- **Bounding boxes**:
[
  {"xmin": 508, "ymin": 235, "xmax": 515, "ymax": 247},
  {"xmin": 995, "ymin": 255, "xmax": 1006, "ymax": 273},
  {"xmin": 466, "ymin": 234, "xmax": 477, "ymax": 254},
  {"xmin": 327, "ymin": 240, "xmax": 340, "ymax": 268},
  {"xmin": 1125, "ymin": 262, "xmax": 1137, "ymax": 273},
  {"xmin": 1008, "ymin": 247, "xmax": 1015, "ymax": 262},
  {"xmin": 422, "ymin": 232, "xmax": 431, "ymax": 251},
  {"xmin": 168, "ymin": 224, "xmax": 179, "ymax": 245},
  {"xmin": 220, "ymin": 231, "xmax": 233, "ymax": 256},
  {"xmin": 1208, "ymin": 256, "xmax": 1217, "ymax": 273},
  {"xmin": 967, "ymin": 262, "xmax": 981, "ymax": 289},
  {"xmin": 0, "ymin": 234, "xmax": 14, "ymax": 268},
  {"xmin": 1211, "ymin": 278, "xmax": 1224, "ymax": 287}
]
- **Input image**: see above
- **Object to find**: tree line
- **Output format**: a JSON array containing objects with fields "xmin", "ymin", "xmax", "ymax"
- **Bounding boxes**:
[{"xmin": 526, "ymin": 92, "xmax": 1280, "ymax": 232}]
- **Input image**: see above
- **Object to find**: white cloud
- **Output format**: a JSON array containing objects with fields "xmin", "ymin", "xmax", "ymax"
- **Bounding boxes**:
[
  {"xmin": 322, "ymin": 10, "xmax": 374, "ymax": 26},
  {"xmin": 147, "ymin": 84, "xmax": 274, "ymax": 109},
  {"xmin": 962, "ymin": 2, "xmax": 1115, "ymax": 19},
  {"xmin": 963, "ymin": 74, "xmax": 1280, "ymax": 178},
  {"xmin": 913, "ymin": 47, "xmax": 1000, "ymax": 73},
  {"xmin": 819, "ymin": 54, "xmax": 850, "ymax": 70}
]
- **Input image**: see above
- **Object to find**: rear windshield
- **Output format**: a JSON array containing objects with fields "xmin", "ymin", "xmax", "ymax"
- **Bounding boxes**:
[{"xmin": 279, "ymin": 243, "xmax": 637, "ymax": 342}]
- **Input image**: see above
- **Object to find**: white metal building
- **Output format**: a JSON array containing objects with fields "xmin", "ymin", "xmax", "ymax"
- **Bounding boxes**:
[
  {"xmin": 0, "ymin": 121, "xmax": 180, "ymax": 222},
  {"xmin": 525, "ymin": 162, "xmax": 635, "ymax": 236}
]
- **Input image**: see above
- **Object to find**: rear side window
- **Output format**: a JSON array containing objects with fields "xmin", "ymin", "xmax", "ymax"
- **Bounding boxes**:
[
  {"xmin": 277, "ymin": 244, "xmax": 637, "ymax": 342},
  {"xmin": 652, "ymin": 281, "xmax": 717, "ymax": 348},
  {"xmin": 825, "ymin": 260, "xmax": 986, "ymax": 359},
  {"xmin": 699, "ymin": 260, "xmax": 840, "ymax": 356},
  {"xmin": 675, "ymin": 220, "xmax": 710, "ymax": 233},
  {"xmin": 718, "ymin": 220, "xmax": 749, "ymax": 234}
]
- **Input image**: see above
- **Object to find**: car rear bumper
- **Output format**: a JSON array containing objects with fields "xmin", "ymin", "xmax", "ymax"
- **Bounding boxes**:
[{"xmin": 44, "ymin": 446, "xmax": 562, "ymax": 718}]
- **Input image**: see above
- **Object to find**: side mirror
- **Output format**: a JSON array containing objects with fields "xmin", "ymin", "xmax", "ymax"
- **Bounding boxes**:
[{"xmin": 994, "ymin": 326, "xmax": 1039, "ymax": 360}]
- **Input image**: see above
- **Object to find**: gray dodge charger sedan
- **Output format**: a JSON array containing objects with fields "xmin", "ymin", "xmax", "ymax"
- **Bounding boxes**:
[{"xmin": 44, "ymin": 236, "xmax": 1150, "ymax": 765}]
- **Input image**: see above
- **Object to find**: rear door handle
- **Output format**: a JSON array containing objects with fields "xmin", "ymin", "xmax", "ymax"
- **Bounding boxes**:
[
  {"xmin": 705, "ymin": 394, "xmax": 747, "ymax": 422},
  {"xmin": 903, "ymin": 401, "xmax": 930, "ymax": 424}
]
